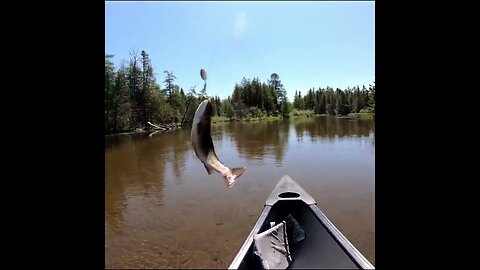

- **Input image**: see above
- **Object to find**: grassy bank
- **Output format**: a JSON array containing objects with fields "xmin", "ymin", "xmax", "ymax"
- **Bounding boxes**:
[
  {"xmin": 212, "ymin": 111, "xmax": 375, "ymax": 124},
  {"xmin": 212, "ymin": 110, "xmax": 331, "ymax": 124},
  {"xmin": 212, "ymin": 115, "xmax": 282, "ymax": 123},
  {"xmin": 289, "ymin": 110, "xmax": 330, "ymax": 118},
  {"xmin": 348, "ymin": 112, "xmax": 375, "ymax": 120}
]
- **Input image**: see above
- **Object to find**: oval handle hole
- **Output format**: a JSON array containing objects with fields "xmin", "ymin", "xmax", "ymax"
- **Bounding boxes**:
[{"xmin": 278, "ymin": 192, "xmax": 300, "ymax": 198}]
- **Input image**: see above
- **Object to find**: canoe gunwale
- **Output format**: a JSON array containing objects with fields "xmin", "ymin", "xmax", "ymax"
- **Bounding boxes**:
[
  {"xmin": 228, "ymin": 206, "xmax": 272, "ymax": 269},
  {"xmin": 228, "ymin": 175, "xmax": 374, "ymax": 269},
  {"xmin": 309, "ymin": 204, "xmax": 375, "ymax": 269}
]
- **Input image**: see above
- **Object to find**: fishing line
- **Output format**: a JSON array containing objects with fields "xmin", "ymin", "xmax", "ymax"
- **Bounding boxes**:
[{"xmin": 201, "ymin": 33, "xmax": 225, "ymax": 98}]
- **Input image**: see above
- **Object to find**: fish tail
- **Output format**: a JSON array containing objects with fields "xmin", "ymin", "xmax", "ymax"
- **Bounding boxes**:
[
  {"xmin": 231, "ymin": 167, "xmax": 246, "ymax": 178},
  {"xmin": 223, "ymin": 167, "xmax": 246, "ymax": 187}
]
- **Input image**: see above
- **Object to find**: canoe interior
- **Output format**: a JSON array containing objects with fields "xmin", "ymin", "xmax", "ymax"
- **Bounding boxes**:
[{"xmin": 237, "ymin": 200, "xmax": 360, "ymax": 269}]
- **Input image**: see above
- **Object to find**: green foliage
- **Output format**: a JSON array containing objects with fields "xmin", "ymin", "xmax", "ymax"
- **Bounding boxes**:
[
  {"xmin": 291, "ymin": 109, "xmax": 314, "ymax": 117},
  {"xmin": 248, "ymin": 106, "xmax": 263, "ymax": 118},
  {"xmin": 105, "ymin": 50, "xmax": 375, "ymax": 134},
  {"xmin": 223, "ymin": 99, "xmax": 235, "ymax": 119},
  {"xmin": 280, "ymin": 99, "xmax": 290, "ymax": 118}
]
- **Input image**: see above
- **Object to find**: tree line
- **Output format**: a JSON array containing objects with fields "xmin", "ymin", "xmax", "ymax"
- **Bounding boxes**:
[
  {"xmin": 291, "ymin": 84, "xmax": 375, "ymax": 116},
  {"xmin": 105, "ymin": 51, "xmax": 205, "ymax": 134},
  {"xmin": 105, "ymin": 50, "xmax": 375, "ymax": 135}
]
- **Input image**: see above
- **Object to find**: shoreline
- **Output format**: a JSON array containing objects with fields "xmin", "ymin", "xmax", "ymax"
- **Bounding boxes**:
[
  {"xmin": 105, "ymin": 113, "xmax": 374, "ymax": 136},
  {"xmin": 211, "ymin": 112, "xmax": 375, "ymax": 124}
]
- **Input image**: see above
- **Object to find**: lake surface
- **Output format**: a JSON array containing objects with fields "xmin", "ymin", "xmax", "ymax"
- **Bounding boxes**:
[{"xmin": 105, "ymin": 116, "xmax": 375, "ymax": 268}]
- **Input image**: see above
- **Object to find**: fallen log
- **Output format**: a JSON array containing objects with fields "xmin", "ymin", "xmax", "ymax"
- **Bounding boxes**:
[
  {"xmin": 149, "ymin": 130, "xmax": 161, "ymax": 138},
  {"xmin": 147, "ymin": 121, "xmax": 179, "ymax": 132},
  {"xmin": 147, "ymin": 122, "xmax": 165, "ymax": 130}
]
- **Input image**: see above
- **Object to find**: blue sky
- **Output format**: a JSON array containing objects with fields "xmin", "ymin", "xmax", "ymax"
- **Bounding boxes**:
[{"xmin": 105, "ymin": 1, "xmax": 375, "ymax": 101}]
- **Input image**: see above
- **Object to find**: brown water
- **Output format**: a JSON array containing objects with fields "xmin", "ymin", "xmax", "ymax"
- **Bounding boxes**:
[{"xmin": 105, "ymin": 116, "xmax": 375, "ymax": 268}]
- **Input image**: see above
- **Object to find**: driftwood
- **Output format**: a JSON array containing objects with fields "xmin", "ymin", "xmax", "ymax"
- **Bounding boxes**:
[
  {"xmin": 147, "ymin": 121, "xmax": 177, "ymax": 130},
  {"xmin": 147, "ymin": 121, "xmax": 164, "ymax": 130},
  {"xmin": 146, "ymin": 122, "xmax": 179, "ymax": 138},
  {"xmin": 148, "ymin": 130, "xmax": 161, "ymax": 138}
]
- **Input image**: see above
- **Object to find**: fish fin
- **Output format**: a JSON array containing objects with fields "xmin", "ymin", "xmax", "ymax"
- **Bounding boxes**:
[{"xmin": 204, "ymin": 164, "xmax": 214, "ymax": 175}]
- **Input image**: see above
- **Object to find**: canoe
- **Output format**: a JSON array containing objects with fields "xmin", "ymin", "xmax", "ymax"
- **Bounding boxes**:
[{"xmin": 228, "ymin": 175, "xmax": 375, "ymax": 269}]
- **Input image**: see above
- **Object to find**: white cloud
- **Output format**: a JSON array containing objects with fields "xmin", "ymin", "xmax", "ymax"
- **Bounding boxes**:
[{"xmin": 234, "ymin": 11, "xmax": 247, "ymax": 40}]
